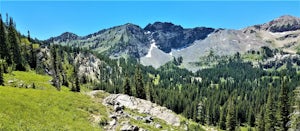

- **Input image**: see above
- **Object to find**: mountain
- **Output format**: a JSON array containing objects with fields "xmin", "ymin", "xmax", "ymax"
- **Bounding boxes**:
[
  {"xmin": 47, "ymin": 15, "xmax": 300, "ymax": 70},
  {"xmin": 144, "ymin": 22, "xmax": 215, "ymax": 53},
  {"xmin": 243, "ymin": 15, "xmax": 300, "ymax": 54}
]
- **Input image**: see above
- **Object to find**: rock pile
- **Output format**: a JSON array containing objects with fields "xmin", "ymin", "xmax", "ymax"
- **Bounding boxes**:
[{"xmin": 103, "ymin": 94, "xmax": 180, "ymax": 127}]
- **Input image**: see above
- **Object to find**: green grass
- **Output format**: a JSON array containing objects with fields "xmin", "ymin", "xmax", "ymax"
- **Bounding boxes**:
[
  {"xmin": 0, "ymin": 86, "xmax": 105, "ymax": 130},
  {"xmin": 4, "ymin": 71, "xmax": 56, "ymax": 90}
]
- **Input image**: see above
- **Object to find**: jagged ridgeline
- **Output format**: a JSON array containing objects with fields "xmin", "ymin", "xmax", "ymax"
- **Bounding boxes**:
[{"xmin": 1, "ymin": 13, "xmax": 300, "ymax": 131}]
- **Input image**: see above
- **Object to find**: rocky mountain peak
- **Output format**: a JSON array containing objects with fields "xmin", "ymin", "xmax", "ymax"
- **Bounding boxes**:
[
  {"xmin": 48, "ymin": 32, "xmax": 79, "ymax": 43},
  {"xmin": 144, "ymin": 22, "xmax": 184, "ymax": 32},
  {"xmin": 262, "ymin": 15, "xmax": 300, "ymax": 32}
]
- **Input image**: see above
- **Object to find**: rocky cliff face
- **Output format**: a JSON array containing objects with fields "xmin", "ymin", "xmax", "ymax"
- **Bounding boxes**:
[
  {"xmin": 144, "ymin": 22, "xmax": 215, "ymax": 53},
  {"xmin": 37, "ymin": 47, "xmax": 110, "ymax": 83}
]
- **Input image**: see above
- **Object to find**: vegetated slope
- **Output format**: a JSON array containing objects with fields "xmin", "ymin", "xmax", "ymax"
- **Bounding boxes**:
[
  {"xmin": 0, "ymin": 87, "xmax": 105, "ymax": 130},
  {"xmin": 48, "ymin": 24, "xmax": 151, "ymax": 58}
]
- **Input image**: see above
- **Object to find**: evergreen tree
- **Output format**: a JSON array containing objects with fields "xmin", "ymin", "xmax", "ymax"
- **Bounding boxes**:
[
  {"xmin": 265, "ymin": 87, "xmax": 276, "ymax": 131},
  {"xmin": 290, "ymin": 86, "xmax": 300, "ymax": 130},
  {"xmin": 134, "ymin": 65, "xmax": 145, "ymax": 99},
  {"xmin": 256, "ymin": 108, "xmax": 265, "ymax": 131},
  {"xmin": 123, "ymin": 73, "xmax": 132, "ymax": 96},
  {"xmin": 0, "ymin": 65, "xmax": 3, "ymax": 86},
  {"xmin": 50, "ymin": 45, "xmax": 61, "ymax": 91},
  {"xmin": 8, "ymin": 17, "xmax": 24, "ymax": 70},
  {"xmin": 226, "ymin": 99, "xmax": 236, "ymax": 131},
  {"xmin": 219, "ymin": 107, "xmax": 227, "ymax": 130},
  {"xmin": 0, "ymin": 14, "xmax": 10, "ymax": 64},
  {"xmin": 75, "ymin": 73, "xmax": 80, "ymax": 92},
  {"xmin": 278, "ymin": 78, "xmax": 290, "ymax": 131}
]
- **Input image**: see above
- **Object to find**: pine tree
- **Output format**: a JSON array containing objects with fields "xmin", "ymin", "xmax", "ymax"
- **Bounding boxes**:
[
  {"xmin": 226, "ymin": 99, "xmax": 236, "ymax": 131},
  {"xmin": 0, "ymin": 14, "xmax": 10, "ymax": 64},
  {"xmin": 290, "ymin": 86, "xmax": 300, "ymax": 129},
  {"xmin": 50, "ymin": 45, "xmax": 61, "ymax": 91},
  {"xmin": 134, "ymin": 65, "xmax": 145, "ymax": 99},
  {"xmin": 8, "ymin": 17, "xmax": 24, "ymax": 70},
  {"xmin": 265, "ymin": 87, "xmax": 276, "ymax": 131},
  {"xmin": 75, "ymin": 73, "xmax": 80, "ymax": 92},
  {"xmin": 256, "ymin": 108, "xmax": 265, "ymax": 131},
  {"xmin": 278, "ymin": 78, "xmax": 290, "ymax": 131},
  {"xmin": 71, "ymin": 65, "xmax": 80, "ymax": 92},
  {"xmin": 123, "ymin": 73, "xmax": 132, "ymax": 96},
  {"xmin": 0, "ymin": 65, "xmax": 4, "ymax": 86},
  {"xmin": 219, "ymin": 107, "xmax": 227, "ymax": 130}
]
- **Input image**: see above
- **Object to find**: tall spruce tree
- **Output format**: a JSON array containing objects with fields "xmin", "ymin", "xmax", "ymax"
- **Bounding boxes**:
[
  {"xmin": 123, "ymin": 73, "xmax": 132, "ymax": 96},
  {"xmin": 278, "ymin": 78, "xmax": 290, "ymax": 131},
  {"xmin": 219, "ymin": 107, "xmax": 227, "ymax": 130},
  {"xmin": 265, "ymin": 87, "xmax": 276, "ymax": 131},
  {"xmin": 50, "ymin": 45, "xmax": 61, "ymax": 91},
  {"xmin": 226, "ymin": 99, "xmax": 236, "ymax": 131},
  {"xmin": 256, "ymin": 107, "xmax": 265, "ymax": 131},
  {"xmin": 0, "ymin": 64, "xmax": 3, "ymax": 86},
  {"xmin": 0, "ymin": 14, "xmax": 10, "ymax": 64},
  {"xmin": 134, "ymin": 64, "xmax": 145, "ymax": 99},
  {"xmin": 290, "ymin": 86, "xmax": 300, "ymax": 129},
  {"xmin": 8, "ymin": 17, "xmax": 24, "ymax": 70}
]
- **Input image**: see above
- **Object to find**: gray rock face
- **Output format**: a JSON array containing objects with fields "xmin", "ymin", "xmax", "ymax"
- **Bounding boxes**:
[
  {"xmin": 120, "ymin": 123, "xmax": 139, "ymax": 131},
  {"xmin": 144, "ymin": 22, "xmax": 215, "ymax": 53},
  {"xmin": 103, "ymin": 94, "xmax": 181, "ymax": 126}
]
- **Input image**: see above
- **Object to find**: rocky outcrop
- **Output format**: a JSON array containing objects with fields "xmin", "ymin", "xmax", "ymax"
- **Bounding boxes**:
[
  {"xmin": 144, "ymin": 22, "xmax": 215, "ymax": 53},
  {"xmin": 261, "ymin": 54, "xmax": 300, "ymax": 69},
  {"xmin": 103, "ymin": 94, "xmax": 181, "ymax": 127}
]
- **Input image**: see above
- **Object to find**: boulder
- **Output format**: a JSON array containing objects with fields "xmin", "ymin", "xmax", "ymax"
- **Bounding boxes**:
[
  {"xmin": 120, "ymin": 123, "xmax": 139, "ymax": 131},
  {"xmin": 109, "ymin": 119, "xmax": 117, "ymax": 126},
  {"xmin": 109, "ymin": 114, "xmax": 117, "ymax": 119},
  {"xmin": 103, "ymin": 94, "xmax": 181, "ymax": 126},
  {"xmin": 155, "ymin": 123, "xmax": 162, "ymax": 129},
  {"xmin": 144, "ymin": 116, "xmax": 153, "ymax": 123}
]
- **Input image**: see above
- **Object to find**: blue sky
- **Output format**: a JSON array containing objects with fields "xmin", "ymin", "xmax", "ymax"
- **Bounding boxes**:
[{"xmin": 0, "ymin": 1, "xmax": 300, "ymax": 40}]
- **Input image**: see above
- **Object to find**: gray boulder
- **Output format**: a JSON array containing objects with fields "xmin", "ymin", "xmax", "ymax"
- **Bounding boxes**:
[{"xmin": 103, "ymin": 94, "xmax": 180, "ymax": 126}]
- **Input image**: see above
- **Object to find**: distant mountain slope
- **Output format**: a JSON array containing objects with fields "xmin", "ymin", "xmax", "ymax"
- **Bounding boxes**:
[
  {"xmin": 47, "ymin": 15, "xmax": 300, "ymax": 70},
  {"xmin": 243, "ymin": 15, "xmax": 300, "ymax": 54}
]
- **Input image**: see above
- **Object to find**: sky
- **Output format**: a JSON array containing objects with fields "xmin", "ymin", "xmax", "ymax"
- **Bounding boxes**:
[{"xmin": 0, "ymin": 1, "xmax": 300, "ymax": 40}]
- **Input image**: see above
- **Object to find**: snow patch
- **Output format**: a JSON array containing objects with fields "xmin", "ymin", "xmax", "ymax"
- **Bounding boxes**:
[
  {"xmin": 144, "ymin": 31, "xmax": 151, "ymax": 35},
  {"xmin": 269, "ymin": 31, "xmax": 287, "ymax": 36},
  {"xmin": 145, "ymin": 39, "xmax": 158, "ymax": 58}
]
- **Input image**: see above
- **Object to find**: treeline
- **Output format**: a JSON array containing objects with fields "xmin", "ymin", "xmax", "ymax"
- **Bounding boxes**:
[{"xmin": 0, "ymin": 14, "xmax": 39, "ymax": 85}]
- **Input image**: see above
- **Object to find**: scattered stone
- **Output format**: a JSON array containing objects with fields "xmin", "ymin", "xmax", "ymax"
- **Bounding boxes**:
[
  {"xmin": 120, "ymin": 123, "xmax": 139, "ymax": 131},
  {"xmin": 109, "ymin": 119, "xmax": 117, "ymax": 126},
  {"xmin": 114, "ymin": 104, "xmax": 124, "ymax": 112},
  {"xmin": 8, "ymin": 80, "xmax": 14, "ymax": 83},
  {"xmin": 135, "ymin": 116, "xmax": 143, "ymax": 121},
  {"xmin": 144, "ymin": 116, "xmax": 153, "ymax": 123},
  {"xmin": 109, "ymin": 114, "xmax": 117, "ymax": 119},
  {"xmin": 155, "ymin": 123, "xmax": 162, "ymax": 129}
]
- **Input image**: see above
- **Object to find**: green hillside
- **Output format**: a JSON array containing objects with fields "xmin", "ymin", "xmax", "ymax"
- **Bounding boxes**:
[
  {"xmin": 0, "ymin": 86, "xmax": 106, "ymax": 130},
  {"xmin": 0, "ymin": 72, "xmax": 107, "ymax": 130}
]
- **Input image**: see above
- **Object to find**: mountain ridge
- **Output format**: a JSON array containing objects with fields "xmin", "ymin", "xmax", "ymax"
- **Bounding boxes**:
[{"xmin": 46, "ymin": 15, "xmax": 300, "ymax": 69}]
